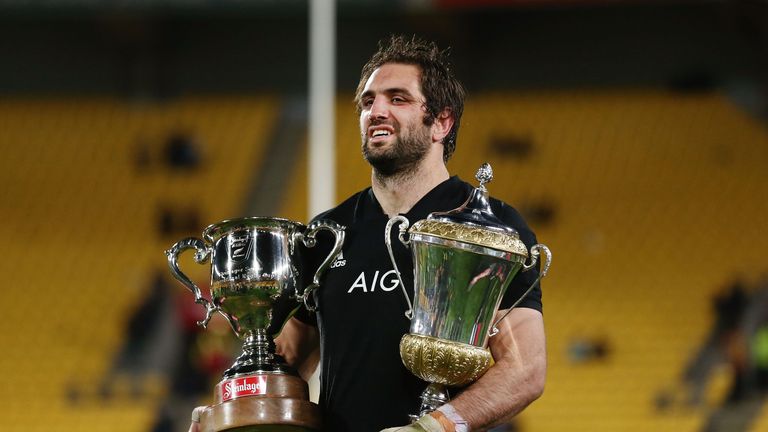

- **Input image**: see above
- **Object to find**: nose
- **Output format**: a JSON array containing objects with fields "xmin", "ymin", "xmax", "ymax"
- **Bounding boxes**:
[{"xmin": 369, "ymin": 96, "xmax": 389, "ymax": 121}]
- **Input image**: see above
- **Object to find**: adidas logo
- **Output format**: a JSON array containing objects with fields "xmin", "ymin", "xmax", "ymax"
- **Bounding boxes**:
[{"xmin": 330, "ymin": 250, "xmax": 347, "ymax": 268}]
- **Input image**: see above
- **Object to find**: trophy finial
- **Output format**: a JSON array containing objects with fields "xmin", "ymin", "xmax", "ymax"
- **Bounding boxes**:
[{"xmin": 475, "ymin": 163, "xmax": 493, "ymax": 189}]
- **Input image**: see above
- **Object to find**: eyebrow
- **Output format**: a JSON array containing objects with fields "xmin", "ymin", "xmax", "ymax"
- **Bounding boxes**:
[{"xmin": 359, "ymin": 87, "xmax": 416, "ymax": 101}]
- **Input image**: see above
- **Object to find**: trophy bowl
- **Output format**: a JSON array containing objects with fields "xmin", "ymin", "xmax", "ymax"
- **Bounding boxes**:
[
  {"xmin": 166, "ymin": 216, "xmax": 344, "ymax": 431},
  {"xmin": 385, "ymin": 164, "xmax": 552, "ymax": 419}
]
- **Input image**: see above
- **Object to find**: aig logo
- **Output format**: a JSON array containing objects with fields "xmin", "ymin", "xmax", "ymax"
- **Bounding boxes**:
[
  {"xmin": 330, "ymin": 251, "xmax": 346, "ymax": 268},
  {"xmin": 348, "ymin": 270, "xmax": 399, "ymax": 293}
]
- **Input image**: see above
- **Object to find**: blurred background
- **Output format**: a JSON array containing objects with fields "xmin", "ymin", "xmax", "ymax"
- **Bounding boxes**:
[{"xmin": 1, "ymin": 0, "xmax": 767, "ymax": 431}]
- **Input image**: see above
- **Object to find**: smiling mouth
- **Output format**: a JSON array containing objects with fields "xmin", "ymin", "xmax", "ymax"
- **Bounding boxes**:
[{"xmin": 371, "ymin": 130, "xmax": 391, "ymax": 138}]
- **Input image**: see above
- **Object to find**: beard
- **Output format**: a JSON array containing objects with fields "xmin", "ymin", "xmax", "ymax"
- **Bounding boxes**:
[{"xmin": 362, "ymin": 119, "xmax": 431, "ymax": 178}]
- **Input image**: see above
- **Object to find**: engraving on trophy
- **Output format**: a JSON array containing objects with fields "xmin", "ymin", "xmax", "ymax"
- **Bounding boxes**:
[
  {"xmin": 228, "ymin": 233, "xmax": 253, "ymax": 263},
  {"xmin": 399, "ymin": 334, "xmax": 492, "ymax": 387}
]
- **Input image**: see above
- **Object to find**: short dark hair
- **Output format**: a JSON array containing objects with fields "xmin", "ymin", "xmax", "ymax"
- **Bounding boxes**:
[{"xmin": 355, "ymin": 35, "xmax": 465, "ymax": 162}]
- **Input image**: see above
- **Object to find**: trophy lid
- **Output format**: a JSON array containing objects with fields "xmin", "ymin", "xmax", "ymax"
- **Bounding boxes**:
[{"xmin": 409, "ymin": 163, "xmax": 529, "ymax": 257}]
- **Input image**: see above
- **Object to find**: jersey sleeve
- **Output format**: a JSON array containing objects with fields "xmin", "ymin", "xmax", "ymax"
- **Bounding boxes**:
[
  {"xmin": 267, "ymin": 218, "xmax": 333, "ymax": 333},
  {"xmin": 291, "ymin": 216, "xmax": 340, "ymax": 327},
  {"xmin": 288, "ymin": 193, "xmax": 359, "ymax": 328},
  {"xmin": 265, "ymin": 236, "xmax": 321, "ymax": 335},
  {"xmin": 493, "ymin": 200, "xmax": 543, "ymax": 313},
  {"xmin": 292, "ymin": 304, "xmax": 318, "ymax": 326},
  {"xmin": 291, "ymin": 234, "xmax": 332, "ymax": 327}
]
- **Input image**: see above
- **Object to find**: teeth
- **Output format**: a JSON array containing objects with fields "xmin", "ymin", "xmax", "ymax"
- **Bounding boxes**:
[{"xmin": 372, "ymin": 130, "xmax": 390, "ymax": 137}]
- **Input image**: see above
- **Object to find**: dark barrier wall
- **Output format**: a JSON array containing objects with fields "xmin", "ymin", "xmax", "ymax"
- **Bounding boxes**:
[{"xmin": 0, "ymin": 2, "xmax": 765, "ymax": 96}]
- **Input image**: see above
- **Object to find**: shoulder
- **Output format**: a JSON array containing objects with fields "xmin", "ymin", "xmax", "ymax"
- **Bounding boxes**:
[
  {"xmin": 310, "ymin": 189, "xmax": 368, "ymax": 226},
  {"xmin": 489, "ymin": 196, "xmax": 538, "ymax": 248},
  {"xmin": 450, "ymin": 177, "xmax": 537, "ymax": 246}
]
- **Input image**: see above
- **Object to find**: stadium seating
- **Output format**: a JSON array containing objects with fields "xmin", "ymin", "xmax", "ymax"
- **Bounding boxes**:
[
  {"xmin": 458, "ymin": 90, "xmax": 768, "ymax": 432},
  {"xmin": 0, "ymin": 96, "xmax": 277, "ymax": 431},
  {"xmin": 2, "ymin": 88, "xmax": 767, "ymax": 431}
]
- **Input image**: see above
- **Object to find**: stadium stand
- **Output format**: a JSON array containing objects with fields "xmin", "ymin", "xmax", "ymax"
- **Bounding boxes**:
[
  {"xmin": 0, "ymin": 96, "xmax": 277, "ymax": 431},
  {"xmin": 461, "ymin": 90, "xmax": 768, "ymax": 432},
  {"xmin": 2, "ymin": 88, "xmax": 767, "ymax": 431}
]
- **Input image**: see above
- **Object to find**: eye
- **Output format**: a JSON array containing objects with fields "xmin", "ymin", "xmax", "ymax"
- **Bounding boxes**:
[
  {"xmin": 361, "ymin": 98, "xmax": 374, "ymax": 108},
  {"xmin": 392, "ymin": 96, "xmax": 406, "ymax": 104}
]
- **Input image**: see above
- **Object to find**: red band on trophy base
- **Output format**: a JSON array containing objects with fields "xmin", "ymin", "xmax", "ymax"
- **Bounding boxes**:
[{"xmin": 221, "ymin": 376, "xmax": 268, "ymax": 402}]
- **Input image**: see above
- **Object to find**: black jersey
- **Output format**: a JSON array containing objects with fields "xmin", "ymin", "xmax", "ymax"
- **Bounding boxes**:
[{"xmin": 293, "ymin": 176, "xmax": 542, "ymax": 432}]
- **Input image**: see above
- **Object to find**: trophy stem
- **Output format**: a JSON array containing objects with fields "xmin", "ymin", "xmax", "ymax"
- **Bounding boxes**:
[
  {"xmin": 411, "ymin": 383, "xmax": 450, "ymax": 422},
  {"xmin": 245, "ymin": 329, "xmax": 273, "ymax": 365},
  {"xmin": 224, "ymin": 329, "xmax": 277, "ymax": 378}
]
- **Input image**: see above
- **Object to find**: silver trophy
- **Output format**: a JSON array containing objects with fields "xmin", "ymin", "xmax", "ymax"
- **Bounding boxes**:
[
  {"xmin": 166, "ymin": 217, "xmax": 344, "ymax": 431},
  {"xmin": 385, "ymin": 164, "xmax": 552, "ymax": 419}
]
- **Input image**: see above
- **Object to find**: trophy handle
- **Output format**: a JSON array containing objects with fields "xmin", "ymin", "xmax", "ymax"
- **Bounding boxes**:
[
  {"xmin": 165, "ymin": 237, "xmax": 218, "ymax": 329},
  {"xmin": 489, "ymin": 244, "xmax": 552, "ymax": 337},
  {"xmin": 385, "ymin": 216, "xmax": 414, "ymax": 319},
  {"xmin": 297, "ymin": 220, "xmax": 346, "ymax": 312}
]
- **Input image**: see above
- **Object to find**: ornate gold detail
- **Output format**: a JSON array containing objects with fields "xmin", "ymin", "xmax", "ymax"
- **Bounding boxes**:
[
  {"xmin": 410, "ymin": 220, "xmax": 528, "ymax": 257},
  {"xmin": 399, "ymin": 334, "xmax": 493, "ymax": 387}
]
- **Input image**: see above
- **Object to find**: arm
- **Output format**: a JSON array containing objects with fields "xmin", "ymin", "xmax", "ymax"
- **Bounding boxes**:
[
  {"xmin": 447, "ymin": 307, "xmax": 546, "ymax": 430},
  {"xmin": 274, "ymin": 317, "xmax": 321, "ymax": 381}
]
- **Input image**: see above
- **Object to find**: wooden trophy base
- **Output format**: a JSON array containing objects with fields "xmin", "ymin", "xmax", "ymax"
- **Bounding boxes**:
[{"xmin": 199, "ymin": 372, "xmax": 321, "ymax": 432}]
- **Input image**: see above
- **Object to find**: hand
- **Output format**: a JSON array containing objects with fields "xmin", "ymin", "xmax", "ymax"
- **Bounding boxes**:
[
  {"xmin": 380, "ymin": 413, "xmax": 447, "ymax": 432},
  {"xmin": 188, "ymin": 406, "xmax": 206, "ymax": 432}
]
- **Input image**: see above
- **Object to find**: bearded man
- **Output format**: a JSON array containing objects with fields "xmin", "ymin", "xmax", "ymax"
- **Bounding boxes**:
[{"xmin": 191, "ymin": 35, "xmax": 546, "ymax": 432}]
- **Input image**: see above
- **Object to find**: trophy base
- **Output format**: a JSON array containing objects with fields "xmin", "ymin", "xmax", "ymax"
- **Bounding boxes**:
[{"xmin": 199, "ymin": 371, "xmax": 321, "ymax": 432}]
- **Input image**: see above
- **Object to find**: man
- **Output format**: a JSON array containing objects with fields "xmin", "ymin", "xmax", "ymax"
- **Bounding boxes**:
[{"xmin": 191, "ymin": 35, "xmax": 546, "ymax": 432}]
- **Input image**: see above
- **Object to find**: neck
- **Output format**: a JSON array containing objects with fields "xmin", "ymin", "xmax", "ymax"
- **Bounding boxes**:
[{"xmin": 371, "ymin": 157, "xmax": 450, "ymax": 218}]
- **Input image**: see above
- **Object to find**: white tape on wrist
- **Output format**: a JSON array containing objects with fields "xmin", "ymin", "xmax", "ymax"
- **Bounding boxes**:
[{"xmin": 437, "ymin": 404, "xmax": 469, "ymax": 432}]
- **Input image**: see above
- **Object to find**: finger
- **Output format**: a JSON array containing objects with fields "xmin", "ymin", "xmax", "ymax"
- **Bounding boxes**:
[{"xmin": 189, "ymin": 406, "xmax": 205, "ymax": 432}]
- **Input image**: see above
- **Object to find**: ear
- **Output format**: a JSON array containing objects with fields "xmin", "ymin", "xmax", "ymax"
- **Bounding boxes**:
[{"xmin": 431, "ymin": 108, "xmax": 455, "ymax": 144}]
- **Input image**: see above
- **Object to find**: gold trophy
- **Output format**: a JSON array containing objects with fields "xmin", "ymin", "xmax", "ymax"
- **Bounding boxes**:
[
  {"xmin": 385, "ymin": 164, "xmax": 552, "ymax": 418},
  {"xmin": 166, "ymin": 217, "xmax": 344, "ymax": 431}
]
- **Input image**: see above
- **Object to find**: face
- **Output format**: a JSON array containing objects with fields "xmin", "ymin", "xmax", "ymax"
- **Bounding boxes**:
[{"xmin": 358, "ymin": 63, "xmax": 432, "ymax": 177}]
